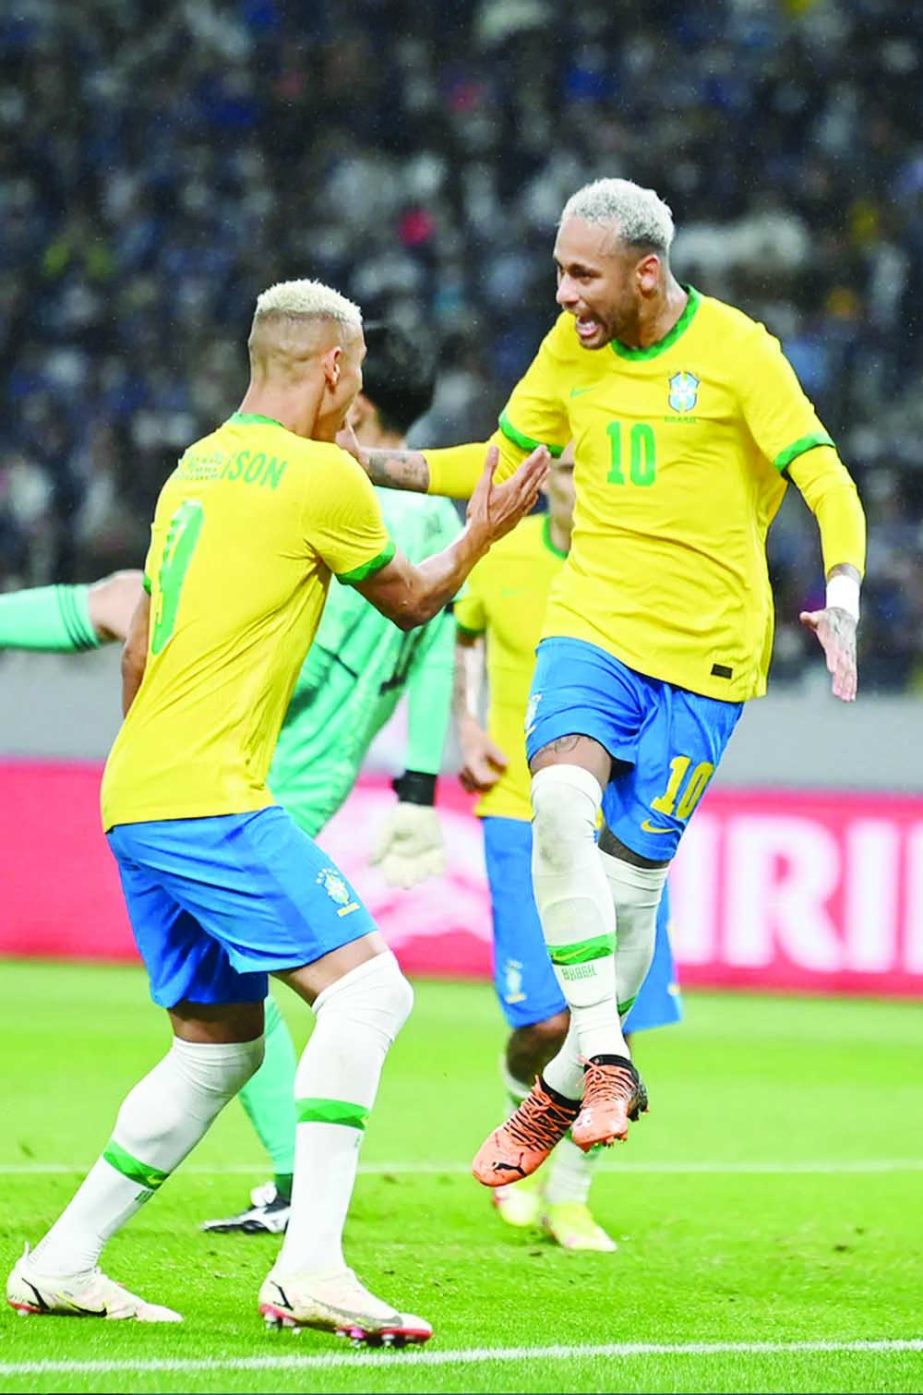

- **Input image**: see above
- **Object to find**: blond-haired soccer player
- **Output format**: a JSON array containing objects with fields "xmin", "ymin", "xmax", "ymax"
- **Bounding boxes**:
[
  {"xmin": 6, "ymin": 280, "xmax": 547, "ymax": 1339},
  {"xmin": 352, "ymin": 177, "xmax": 866, "ymax": 1180},
  {"xmin": 455, "ymin": 448, "xmax": 680, "ymax": 1251},
  {"xmin": 1, "ymin": 324, "xmax": 461, "ymax": 1239}
]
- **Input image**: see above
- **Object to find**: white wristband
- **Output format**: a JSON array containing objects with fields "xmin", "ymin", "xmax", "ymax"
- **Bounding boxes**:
[{"xmin": 825, "ymin": 573, "xmax": 860, "ymax": 621}]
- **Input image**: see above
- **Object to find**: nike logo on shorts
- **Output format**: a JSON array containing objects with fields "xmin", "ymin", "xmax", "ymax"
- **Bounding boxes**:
[{"xmin": 640, "ymin": 818, "xmax": 674, "ymax": 835}]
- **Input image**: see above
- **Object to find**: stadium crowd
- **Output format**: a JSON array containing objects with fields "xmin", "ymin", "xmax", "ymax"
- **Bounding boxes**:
[{"xmin": 1, "ymin": 0, "xmax": 921, "ymax": 690}]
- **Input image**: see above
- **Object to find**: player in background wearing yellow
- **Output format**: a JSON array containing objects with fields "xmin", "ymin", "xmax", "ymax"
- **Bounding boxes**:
[
  {"xmin": 455, "ymin": 446, "xmax": 680, "ymax": 1251},
  {"xmin": 7, "ymin": 280, "xmax": 548, "ymax": 1340},
  {"xmin": 348, "ymin": 176, "xmax": 866, "ymax": 1182}
]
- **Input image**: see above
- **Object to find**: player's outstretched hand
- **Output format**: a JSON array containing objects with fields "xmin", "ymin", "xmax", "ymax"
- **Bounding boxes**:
[
  {"xmin": 799, "ymin": 606, "xmax": 858, "ymax": 702},
  {"xmin": 467, "ymin": 445, "xmax": 549, "ymax": 546},
  {"xmin": 371, "ymin": 802, "xmax": 446, "ymax": 889},
  {"xmin": 458, "ymin": 716, "xmax": 508, "ymax": 794}
]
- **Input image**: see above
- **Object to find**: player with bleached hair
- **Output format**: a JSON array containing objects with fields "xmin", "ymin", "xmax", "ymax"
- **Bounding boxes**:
[
  {"xmin": 7, "ymin": 280, "xmax": 548, "ymax": 1340},
  {"xmin": 201, "ymin": 320, "xmax": 463, "ymax": 1234},
  {"xmin": 348, "ymin": 175, "xmax": 867, "ymax": 1180},
  {"xmin": 0, "ymin": 322, "xmax": 463, "ymax": 1238}
]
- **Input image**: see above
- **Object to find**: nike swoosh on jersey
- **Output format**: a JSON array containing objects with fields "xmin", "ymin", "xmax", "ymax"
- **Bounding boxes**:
[
  {"xmin": 569, "ymin": 385, "xmax": 594, "ymax": 398},
  {"xmin": 640, "ymin": 818, "xmax": 675, "ymax": 835}
]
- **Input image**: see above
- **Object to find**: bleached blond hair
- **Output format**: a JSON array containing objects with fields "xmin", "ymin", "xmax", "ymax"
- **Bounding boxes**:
[
  {"xmin": 561, "ymin": 178, "xmax": 675, "ymax": 254},
  {"xmin": 253, "ymin": 278, "xmax": 363, "ymax": 331}
]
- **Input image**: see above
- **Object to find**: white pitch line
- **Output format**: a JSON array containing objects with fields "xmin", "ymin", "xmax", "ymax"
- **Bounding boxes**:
[
  {"xmin": 1, "ymin": 1338, "xmax": 921, "ymax": 1377},
  {"xmin": 0, "ymin": 1159, "xmax": 921, "ymax": 1176}
]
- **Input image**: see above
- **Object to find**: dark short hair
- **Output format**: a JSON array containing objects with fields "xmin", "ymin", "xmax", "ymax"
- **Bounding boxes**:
[{"xmin": 362, "ymin": 323, "xmax": 436, "ymax": 436}]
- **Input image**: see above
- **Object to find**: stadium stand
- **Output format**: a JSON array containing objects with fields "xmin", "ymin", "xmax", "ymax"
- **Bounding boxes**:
[{"xmin": 1, "ymin": 0, "xmax": 922, "ymax": 689}]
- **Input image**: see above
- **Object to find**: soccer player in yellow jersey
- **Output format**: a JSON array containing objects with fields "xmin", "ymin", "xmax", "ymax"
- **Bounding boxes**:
[
  {"xmin": 353, "ymin": 177, "xmax": 866, "ymax": 1181},
  {"xmin": 455, "ymin": 449, "xmax": 679, "ymax": 1251},
  {"xmin": 7, "ymin": 280, "xmax": 547, "ymax": 1339}
]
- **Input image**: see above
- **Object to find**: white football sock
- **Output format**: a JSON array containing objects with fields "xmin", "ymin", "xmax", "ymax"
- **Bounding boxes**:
[
  {"xmin": 541, "ymin": 1017, "xmax": 586, "ymax": 1099},
  {"xmin": 599, "ymin": 852, "xmax": 669, "ymax": 1020},
  {"xmin": 277, "ymin": 952, "xmax": 412, "ymax": 1277},
  {"xmin": 31, "ymin": 1036, "xmax": 264, "ymax": 1278},
  {"xmin": 544, "ymin": 1134, "xmax": 598, "ymax": 1205},
  {"xmin": 531, "ymin": 765, "xmax": 628, "ymax": 1061}
]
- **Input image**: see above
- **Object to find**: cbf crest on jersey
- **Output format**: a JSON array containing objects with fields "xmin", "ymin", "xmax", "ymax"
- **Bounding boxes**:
[
  {"xmin": 668, "ymin": 371, "xmax": 699, "ymax": 413},
  {"xmin": 316, "ymin": 866, "xmax": 359, "ymax": 917}
]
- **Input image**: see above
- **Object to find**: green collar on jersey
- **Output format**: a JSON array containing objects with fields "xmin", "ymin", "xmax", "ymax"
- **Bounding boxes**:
[
  {"xmin": 609, "ymin": 285, "xmax": 701, "ymax": 361},
  {"xmin": 542, "ymin": 514, "xmax": 569, "ymax": 560},
  {"xmin": 229, "ymin": 411, "xmax": 285, "ymax": 429}
]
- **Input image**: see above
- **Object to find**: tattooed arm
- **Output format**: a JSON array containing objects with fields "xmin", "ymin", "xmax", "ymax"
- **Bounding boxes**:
[
  {"xmin": 365, "ymin": 446, "xmax": 432, "ymax": 492},
  {"xmin": 338, "ymin": 425, "xmax": 496, "ymax": 499}
]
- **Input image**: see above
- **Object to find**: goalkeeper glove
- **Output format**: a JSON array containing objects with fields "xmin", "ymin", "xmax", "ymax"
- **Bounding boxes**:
[{"xmin": 371, "ymin": 771, "xmax": 446, "ymax": 889}]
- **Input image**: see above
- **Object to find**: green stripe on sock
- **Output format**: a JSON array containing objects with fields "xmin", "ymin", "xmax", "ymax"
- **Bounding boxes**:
[
  {"xmin": 618, "ymin": 995, "xmax": 637, "ymax": 1016},
  {"xmin": 296, "ymin": 1097, "xmax": 369, "ymax": 1131},
  {"xmin": 102, "ymin": 1140, "xmax": 169, "ymax": 1191},
  {"xmin": 548, "ymin": 933, "xmax": 615, "ymax": 967}
]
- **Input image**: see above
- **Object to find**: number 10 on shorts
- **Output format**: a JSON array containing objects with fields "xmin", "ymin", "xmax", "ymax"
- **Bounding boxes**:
[{"xmin": 651, "ymin": 755, "xmax": 715, "ymax": 821}]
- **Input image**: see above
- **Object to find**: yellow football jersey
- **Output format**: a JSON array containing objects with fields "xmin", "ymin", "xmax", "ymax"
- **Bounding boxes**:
[
  {"xmin": 455, "ymin": 513, "xmax": 565, "ymax": 820},
  {"xmin": 101, "ymin": 412, "xmax": 394, "ymax": 828},
  {"xmin": 442, "ymin": 287, "xmax": 863, "ymax": 703}
]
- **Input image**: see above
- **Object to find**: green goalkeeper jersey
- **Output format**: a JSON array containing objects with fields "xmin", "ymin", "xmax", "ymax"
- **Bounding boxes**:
[{"xmin": 269, "ymin": 488, "xmax": 461, "ymax": 836}]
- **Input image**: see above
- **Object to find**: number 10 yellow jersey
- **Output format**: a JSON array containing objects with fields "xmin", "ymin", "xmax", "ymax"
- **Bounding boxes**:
[{"xmin": 492, "ymin": 287, "xmax": 862, "ymax": 703}]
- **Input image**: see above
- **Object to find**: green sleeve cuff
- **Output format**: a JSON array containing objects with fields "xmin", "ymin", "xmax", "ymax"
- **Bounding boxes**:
[
  {"xmin": 498, "ymin": 411, "xmax": 564, "ymax": 459},
  {"xmin": 336, "ymin": 538, "xmax": 396, "ymax": 585},
  {"xmin": 455, "ymin": 621, "xmax": 485, "ymax": 639},
  {"xmin": 774, "ymin": 432, "xmax": 835, "ymax": 473},
  {"xmin": 0, "ymin": 584, "xmax": 99, "ymax": 652},
  {"xmin": 142, "ymin": 573, "xmax": 152, "ymax": 595}
]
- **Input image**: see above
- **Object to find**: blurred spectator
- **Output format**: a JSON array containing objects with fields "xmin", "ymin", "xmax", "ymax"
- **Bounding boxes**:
[{"xmin": 1, "ymin": 0, "xmax": 922, "ymax": 690}]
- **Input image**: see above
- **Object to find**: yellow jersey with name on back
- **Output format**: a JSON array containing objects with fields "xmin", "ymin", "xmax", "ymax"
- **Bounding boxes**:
[
  {"xmin": 496, "ymin": 287, "xmax": 838, "ymax": 702},
  {"xmin": 454, "ymin": 514, "xmax": 565, "ymax": 821},
  {"xmin": 101, "ymin": 412, "xmax": 395, "ymax": 829}
]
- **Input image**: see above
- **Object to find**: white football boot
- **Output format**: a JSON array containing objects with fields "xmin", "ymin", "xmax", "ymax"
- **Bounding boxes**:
[
  {"xmin": 258, "ymin": 1265, "xmax": 432, "ymax": 1345},
  {"xmin": 7, "ymin": 1246, "xmax": 182, "ymax": 1321}
]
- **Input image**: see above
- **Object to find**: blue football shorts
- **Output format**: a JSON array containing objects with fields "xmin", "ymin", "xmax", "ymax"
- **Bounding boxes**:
[
  {"xmin": 526, "ymin": 637, "xmax": 743, "ymax": 861},
  {"xmin": 482, "ymin": 815, "xmax": 681, "ymax": 1033},
  {"xmin": 107, "ymin": 805, "xmax": 377, "ymax": 1009}
]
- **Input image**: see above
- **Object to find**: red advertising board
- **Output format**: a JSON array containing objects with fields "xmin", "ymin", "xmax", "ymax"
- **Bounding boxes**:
[{"xmin": 1, "ymin": 760, "xmax": 921, "ymax": 997}]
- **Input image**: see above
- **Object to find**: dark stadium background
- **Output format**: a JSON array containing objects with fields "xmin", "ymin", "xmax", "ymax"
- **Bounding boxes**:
[{"xmin": 1, "ymin": 0, "xmax": 922, "ymax": 997}]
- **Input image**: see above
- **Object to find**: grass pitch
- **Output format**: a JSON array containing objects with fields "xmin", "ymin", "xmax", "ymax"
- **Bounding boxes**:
[{"xmin": 0, "ymin": 960, "xmax": 921, "ymax": 1394}]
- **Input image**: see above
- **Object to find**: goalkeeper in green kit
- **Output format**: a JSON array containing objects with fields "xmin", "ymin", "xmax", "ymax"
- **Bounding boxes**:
[{"xmin": 1, "ymin": 323, "xmax": 460, "ymax": 1235}]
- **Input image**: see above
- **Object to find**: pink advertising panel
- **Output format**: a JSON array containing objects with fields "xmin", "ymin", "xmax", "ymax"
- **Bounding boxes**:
[{"xmin": 2, "ymin": 761, "xmax": 921, "ymax": 997}]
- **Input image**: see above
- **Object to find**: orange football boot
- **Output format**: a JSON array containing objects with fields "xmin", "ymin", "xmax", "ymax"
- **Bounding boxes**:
[
  {"xmin": 472, "ymin": 1077, "xmax": 579, "ymax": 1187},
  {"xmin": 571, "ymin": 1057, "xmax": 648, "ymax": 1150}
]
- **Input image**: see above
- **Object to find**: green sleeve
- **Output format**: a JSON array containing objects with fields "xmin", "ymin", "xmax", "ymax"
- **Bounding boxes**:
[
  {"xmin": 0, "ymin": 584, "xmax": 99, "ymax": 652},
  {"xmin": 404, "ymin": 608, "xmax": 454, "ymax": 775}
]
